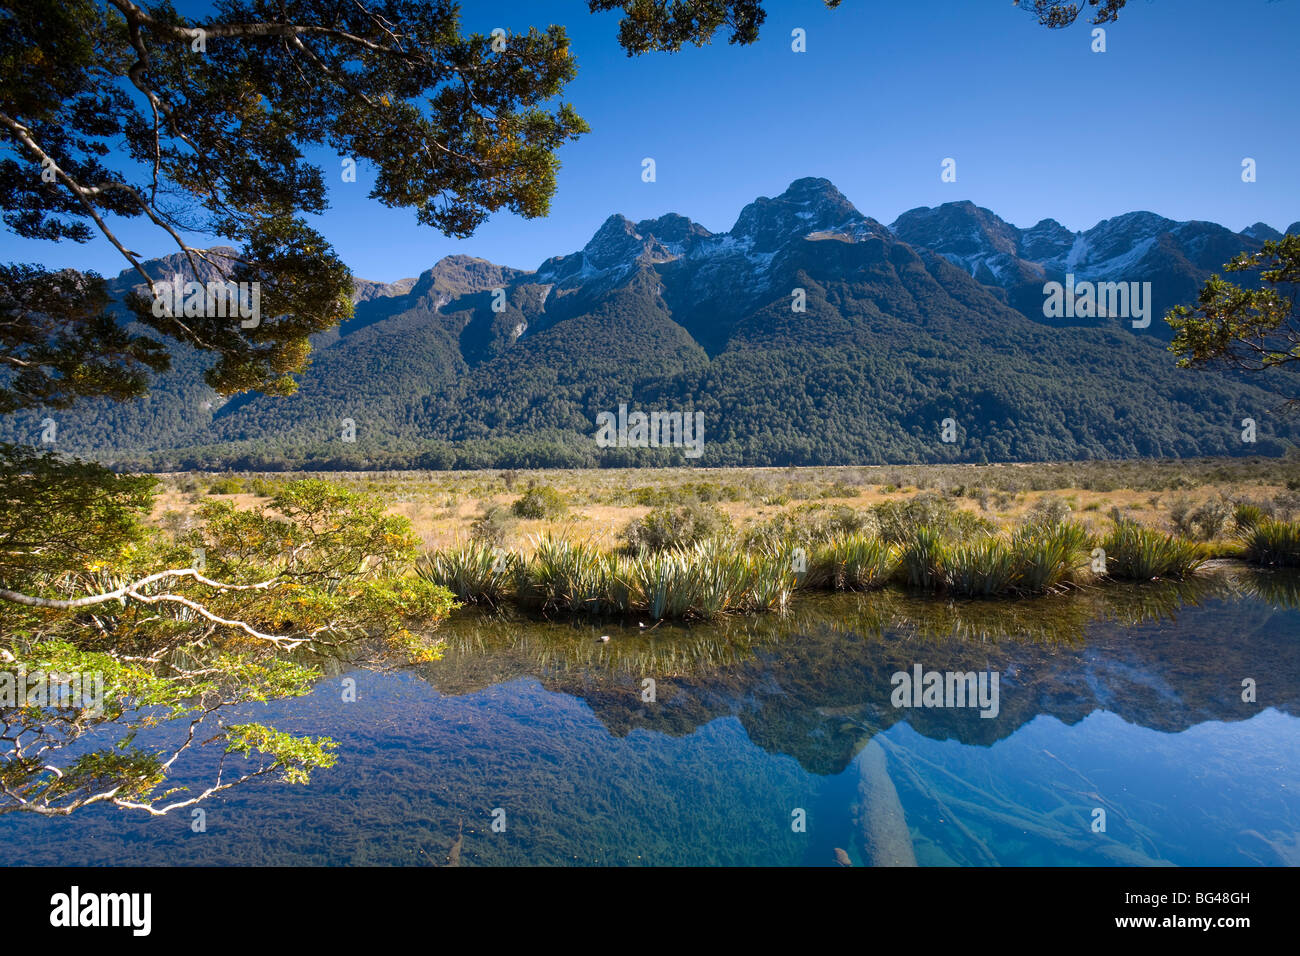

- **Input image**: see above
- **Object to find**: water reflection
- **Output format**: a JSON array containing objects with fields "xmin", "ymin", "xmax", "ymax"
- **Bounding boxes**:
[
  {"xmin": 1, "ymin": 567, "xmax": 1296, "ymax": 866},
  {"xmin": 424, "ymin": 569, "xmax": 1299, "ymax": 775}
]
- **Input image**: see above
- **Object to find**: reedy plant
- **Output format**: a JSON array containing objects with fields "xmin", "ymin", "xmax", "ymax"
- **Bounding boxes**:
[
  {"xmin": 415, "ymin": 540, "xmax": 511, "ymax": 606},
  {"xmin": 1101, "ymin": 519, "xmax": 1204, "ymax": 580},
  {"xmin": 1238, "ymin": 518, "xmax": 1300, "ymax": 567}
]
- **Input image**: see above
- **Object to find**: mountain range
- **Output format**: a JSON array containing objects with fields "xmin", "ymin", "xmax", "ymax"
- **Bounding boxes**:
[{"xmin": 3, "ymin": 178, "xmax": 1297, "ymax": 469}]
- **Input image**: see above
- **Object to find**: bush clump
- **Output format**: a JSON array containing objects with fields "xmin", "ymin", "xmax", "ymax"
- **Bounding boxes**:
[
  {"xmin": 872, "ymin": 493, "xmax": 994, "ymax": 544},
  {"xmin": 208, "ymin": 475, "xmax": 245, "ymax": 495},
  {"xmin": 511, "ymin": 484, "xmax": 567, "ymax": 519},
  {"xmin": 620, "ymin": 502, "xmax": 731, "ymax": 553}
]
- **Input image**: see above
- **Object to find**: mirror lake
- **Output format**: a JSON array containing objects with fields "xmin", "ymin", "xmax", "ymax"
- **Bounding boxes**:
[{"xmin": 5, "ymin": 567, "xmax": 1298, "ymax": 867}]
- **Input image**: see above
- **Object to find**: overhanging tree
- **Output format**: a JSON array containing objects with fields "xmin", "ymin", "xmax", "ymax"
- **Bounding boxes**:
[
  {"xmin": 1166, "ymin": 234, "xmax": 1300, "ymax": 407},
  {"xmin": 586, "ymin": 0, "xmax": 1127, "ymax": 54},
  {"xmin": 1, "ymin": 0, "xmax": 588, "ymax": 405}
]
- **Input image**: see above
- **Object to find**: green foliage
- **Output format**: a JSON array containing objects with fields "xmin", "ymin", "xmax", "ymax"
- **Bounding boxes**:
[
  {"xmin": 808, "ymin": 535, "xmax": 894, "ymax": 591},
  {"xmin": 742, "ymin": 504, "xmax": 876, "ymax": 551},
  {"xmin": 620, "ymin": 501, "xmax": 732, "ymax": 553},
  {"xmin": 627, "ymin": 481, "xmax": 747, "ymax": 506},
  {"xmin": 417, "ymin": 540, "xmax": 513, "ymax": 607},
  {"xmin": 0, "ymin": 637, "xmax": 338, "ymax": 813},
  {"xmin": 0, "ymin": 265, "xmax": 170, "ymax": 414},
  {"xmin": 517, "ymin": 536, "xmax": 623, "ymax": 615},
  {"xmin": 1167, "ymin": 234, "xmax": 1300, "ymax": 403},
  {"xmin": 223, "ymin": 724, "xmax": 338, "ymax": 786},
  {"xmin": 873, "ymin": 494, "xmax": 995, "ymax": 545},
  {"xmin": 1234, "ymin": 502, "xmax": 1270, "ymax": 533},
  {"xmin": 1101, "ymin": 520, "xmax": 1204, "ymax": 580},
  {"xmin": 1238, "ymin": 518, "xmax": 1300, "ymax": 568},
  {"xmin": 1009, "ymin": 521, "xmax": 1091, "ymax": 594},
  {"xmin": 1015, "ymin": 0, "xmax": 1127, "ymax": 28},
  {"xmin": 1, "ymin": 0, "xmax": 588, "ymax": 408},
  {"xmin": 1, "ymin": 463, "xmax": 455, "ymax": 817},
  {"xmin": 897, "ymin": 526, "xmax": 948, "ymax": 591},
  {"xmin": 947, "ymin": 537, "xmax": 1021, "ymax": 597},
  {"xmin": 0, "ymin": 443, "xmax": 156, "ymax": 586},
  {"xmin": 208, "ymin": 475, "xmax": 245, "ymax": 495},
  {"xmin": 424, "ymin": 534, "xmax": 795, "ymax": 620},
  {"xmin": 511, "ymin": 483, "xmax": 568, "ymax": 519},
  {"xmin": 591, "ymin": 0, "xmax": 1118, "ymax": 56}
]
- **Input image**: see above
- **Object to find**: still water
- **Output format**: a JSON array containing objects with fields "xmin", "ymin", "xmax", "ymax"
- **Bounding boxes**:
[{"xmin": 5, "ymin": 569, "xmax": 1298, "ymax": 866}]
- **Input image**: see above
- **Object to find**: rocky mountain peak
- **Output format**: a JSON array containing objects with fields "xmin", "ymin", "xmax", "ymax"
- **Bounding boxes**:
[
  {"xmin": 889, "ymin": 202, "xmax": 1020, "ymax": 258},
  {"xmin": 582, "ymin": 214, "xmax": 645, "ymax": 270},
  {"xmin": 729, "ymin": 177, "xmax": 865, "ymax": 252},
  {"xmin": 1241, "ymin": 222, "xmax": 1283, "ymax": 242},
  {"xmin": 634, "ymin": 213, "xmax": 713, "ymax": 252},
  {"xmin": 1018, "ymin": 218, "xmax": 1077, "ymax": 260}
]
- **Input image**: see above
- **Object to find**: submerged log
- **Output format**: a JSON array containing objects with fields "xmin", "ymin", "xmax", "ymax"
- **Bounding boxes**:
[
  {"xmin": 446, "ymin": 819, "xmax": 464, "ymax": 868},
  {"xmin": 852, "ymin": 737, "xmax": 917, "ymax": 867}
]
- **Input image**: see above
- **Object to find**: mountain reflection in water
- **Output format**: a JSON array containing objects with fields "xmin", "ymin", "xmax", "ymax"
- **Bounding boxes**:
[{"xmin": 4, "ymin": 568, "xmax": 1297, "ymax": 866}]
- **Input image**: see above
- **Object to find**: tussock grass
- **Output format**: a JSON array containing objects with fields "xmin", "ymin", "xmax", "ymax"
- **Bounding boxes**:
[
  {"xmin": 1101, "ymin": 520, "xmax": 1204, "ymax": 580},
  {"xmin": 415, "ymin": 540, "xmax": 512, "ymax": 606},
  {"xmin": 947, "ymin": 537, "xmax": 1020, "ymax": 596},
  {"xmin": 420, "ymin": 511, "xmax": 1228, "ymax": 619},
  {"xmin": 897, "ymin": 526, "xmax": 948, "ymax": 591},
  {"xmin": 1010, "ymin": 520, "xmax": 1091, "ymax": 594},
  {"xmin": 809, "ymin": 535, "xmax": 894, "ymax": 591},
  {"xmin": 1239, "ymin": 518, "xmax": 1300, "ymax": 567}
]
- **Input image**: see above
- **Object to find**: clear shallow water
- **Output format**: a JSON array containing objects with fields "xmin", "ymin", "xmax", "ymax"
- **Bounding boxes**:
[{"xmin": 4, "ymin": 571, "xmax": 1299, "ymax": 866}]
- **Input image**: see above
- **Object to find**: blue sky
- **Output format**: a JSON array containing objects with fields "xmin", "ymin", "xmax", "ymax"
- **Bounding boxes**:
[{"xmin": 5, "ymin": 0, "xmax": 1299, "ymax": 282}]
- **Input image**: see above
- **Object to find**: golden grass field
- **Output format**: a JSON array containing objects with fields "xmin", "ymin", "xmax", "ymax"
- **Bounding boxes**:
[{"xmin": 147, "ymin": 457, "xmax": 1300, "ymax": 555}]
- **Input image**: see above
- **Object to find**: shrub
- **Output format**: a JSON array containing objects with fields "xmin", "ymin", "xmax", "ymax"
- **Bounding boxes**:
[
  {"xmin": 245, "ymin": 475, "xmax": 282, "ymax": 497},
  {"xmin": 469, "ymin": 503, "xmax": 513, "ymax": 547},
  {"xmin": 1171, "ymin": 496, "xmax": 1231, "ymax": 540},
  {"xmin": 1022, "ymin": 495, "xmax": 1073, "ymax": 528},
  {"xmin": 741, "ymin": 504, "xmax": 876, "ymax": 551},
  {"xmin": 872, "ymin": 493, "xmax": 994, "ymax": 545},
  {"xmin": 1273, "ymin": 491, "xmax": 1300, "ymax": 523},
  {"xmin": 511, "ymin": 484, "xmax": 567, "ymax": 519},
  {"xmin": 621, "ymin": 502, "xmax": 731, "ymax": 553},
  {"xmin": 208, "ymin": 475, "xmax": 244, "ymax": 495}
]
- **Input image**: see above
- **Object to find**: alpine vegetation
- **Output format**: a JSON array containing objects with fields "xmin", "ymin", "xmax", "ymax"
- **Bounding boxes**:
[{"xmin": 1237, "ymin": 517, "xmax": 1300, "ymax": 568}]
